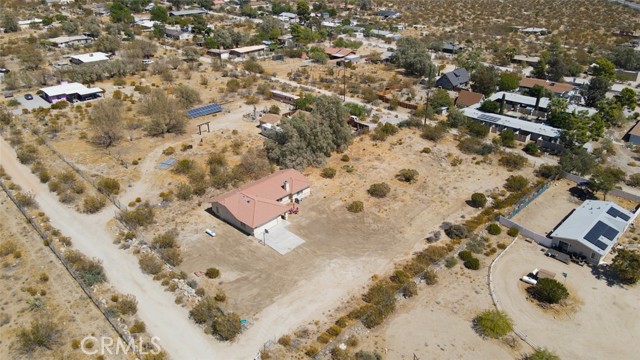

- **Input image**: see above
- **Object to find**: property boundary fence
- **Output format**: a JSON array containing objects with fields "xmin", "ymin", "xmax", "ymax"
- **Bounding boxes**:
[
  {"xmin": 505, "ymin": 179, "xmax": 553, "ymax": 219},
  {"xmin": 498, "ymin": 216, "xmax": 552, "ymax": 247},
  {"xmin": 562, "ymin": 171, "xmax": 640, "ymax": 203},
  {"xmin": 0, "ymin": 180, "xmax": 141, "ymax": 357}
]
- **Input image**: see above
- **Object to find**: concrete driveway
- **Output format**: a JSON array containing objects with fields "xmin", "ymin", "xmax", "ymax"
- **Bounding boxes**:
[
  {"xmin": 12, "ymin": 94, "xmax": 50, "ymax": 115},
  {"xmin": 262, "ymin": 220, "xmax": 305, "ymax": 255}
]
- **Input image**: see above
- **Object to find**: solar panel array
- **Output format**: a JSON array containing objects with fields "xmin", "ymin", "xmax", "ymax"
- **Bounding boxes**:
[
  {"xmin": 187, "ymin": 103, "xmax": 222, "ymax": 119},
  {"xmin": 156, "ymin": 158, "xmax": 177, "ymax": 170},
  {"xmin": 606, "ymin": 207, "xmax": 631, "ymax": 221},
  {"xmin": 583, "ymin": 221, "xmax": 618, "ymax": 250},
  {"xmin": 477, "ymin": 113, "xmax": 500, "ymax": 123}
]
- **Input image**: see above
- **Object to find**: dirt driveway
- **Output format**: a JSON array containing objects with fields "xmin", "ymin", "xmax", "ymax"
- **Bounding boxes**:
[{"xmin": 492, "ymin": 238, "xmax": 640, "ymax": 359}]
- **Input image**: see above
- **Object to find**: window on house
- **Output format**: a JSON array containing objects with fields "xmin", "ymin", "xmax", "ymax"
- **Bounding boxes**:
[{"xmin": 590, "ymin": 252, "xmax": 596, "ymax": 259}]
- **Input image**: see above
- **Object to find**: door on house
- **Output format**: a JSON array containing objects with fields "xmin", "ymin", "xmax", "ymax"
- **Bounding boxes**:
[{"xmin": 558, "ymin": 241, "xmax": 570, "ymax": 252}]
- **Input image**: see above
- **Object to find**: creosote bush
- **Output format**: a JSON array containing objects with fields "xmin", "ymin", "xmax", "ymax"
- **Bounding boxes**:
[
  {"xmin": 82, "ymin": 195, "xmax": 106, "ymax": 214},
  {"xmin": 473, "ymin": 310, "xmax": 513, "ymax": 339},
  {"xmin": 321, "ymin": 167, "xmax": 337, "ymax": 179},
  {"xmin": 507, "ymin": 227, "xmax": 519, "ymax": 237},
  {"xmin": 205, "ymin": 267, "xmax": 220, "ymax": 279},
  {"xmin": 486, "ymin": 223, "xmax": 502, "ymax": 235},
  {"xmin": 347, "ymin": 200, "xmax": 364, "ymax": 213},
  {"xmin": 498, "ymin": 153, "xmax": 528, "ymax": 170},
  {"xmin": 367, "ymin": 182, "xmax": 390, "ymax": 198},
  {"xmin": 470, "ymin": 193, "xmax": 487, "ymax": 208},
  {"xmin": 396, "ymin": 169, "xmax": 419, "ymax": 183},
  {"xmin": 527, "ymin": 278, "xmax": 569, "ymax": 304},
  {"xmin": 17, "ymin": 319, "xmax": 59, "ymax": 353},
  {"xmin": 97, "ymin": 177, "xmax": 121, "ymax": 195},
  {"xmin": 138, "ymin": 253, "xmax": 163, "ymax": 275}
]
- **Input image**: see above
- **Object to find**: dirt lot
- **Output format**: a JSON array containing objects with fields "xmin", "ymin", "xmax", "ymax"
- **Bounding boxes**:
[
  {"xmin": 163, "ymin": 129, "xmax": 536, "ymax": 351},
  {"xmin": 0, "ymin": 191, "xmax": 126, "ymax": 360},
  {"xmin": 511, "ymin": 179, "xmax": 583, "ymax": 236},
  {"xmin": 492, "ymin": 238, "xmax": 640, "ymax": 359}
]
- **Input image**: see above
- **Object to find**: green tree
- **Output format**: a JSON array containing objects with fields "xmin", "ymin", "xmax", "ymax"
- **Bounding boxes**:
[
  {"xmin": 109, "ymin": 1, "xmax": 134, "ymax": 23},
  {"xmin": 392, "ymin": 37, "xmax": 438, "ymax": 78},
  {"xmin": 296, "ymin": 0, "xmax": 310, "ymax": 22},
  {"xmin": 559, "ymin": 147, "xmax": 597, "ymax": 175},
  {"xmin": 531, "ymin": 57, "xmax": 547, "ymax": 79},
  {"xmin": 589, "ymin": 167, "xmax": 625, "ymax": 200},
  {"xmin": 592, "ymin": 58, "xmax": 616, "ymax": 80},
  {"xmin": 504, "ymin": 175, "xmax": 529, "ymax": 192},
  {"xmin": 470, "ymin": 64, "xmax": 498, "ymax": 96},
  {"xmin": 595, "ymin": 99, "xmax": 626, "ymax": 128},
  {"xmin": 497, "ymin": 72, "xmax": 521, "ymax": 91},
  {"xmin": 615, "ymin": 88, "xmax": 637, "ymax": 110},
  {"xmin": 546, "ymin": 55, "xmax": 567, "ymax": 82},
  {"xmin": 150, "ymin": 5, "xmax": 169, "ymax": 22},
  {"xmin": 257, "ymin": 16, "xmax": 284, "ymax": 40},
  {"xmin": 611, "ymin": 249, "xmax": 640, "ymax": 285},
  {"xmin": 89, "ymin": 99, "xmax": 124, "ymax": 147},
  {"xmin": 526, "ymin": 348, "xmax": 561, "ymax": 360},
  {"xmin": 581, "ymin": 76, "xmax": 610, "ymax": 107},
  {"xmin": 608, "ymin": 46, "xmax": 640, "ymax": 71},
  {"xmin": 429, "ymin": 88, "xmax": 452, "ymax": 110},
  {"xmin": 1, "ymin": 11, "xmax": 19, "ymax": 33},
  {"xmin": 95, "ymin": 34, "xmax": 122, "ymax": 53},
  {"xmin": 479, "ymin": 100, "xmax": 499, "ymax": 113},
  {"xmin": 528, "ymin": 278, "xmax": 569, "ymax": 304},
  {"xmin": 469, "ymin": 193, "xmax": 487, "ymax": 208},
  {"xmin": 473, "ymin": 310, "xmax": 513, "ymax": 339}
]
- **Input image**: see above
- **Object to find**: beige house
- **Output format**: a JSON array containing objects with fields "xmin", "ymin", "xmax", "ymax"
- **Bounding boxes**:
[{"xmin": 210, "ymin": 169, "xmax": 311, "ymax": 236}]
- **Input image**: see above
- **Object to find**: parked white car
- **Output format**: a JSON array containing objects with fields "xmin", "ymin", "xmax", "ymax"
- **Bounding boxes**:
[{"xmin": 521, "ymin": 268, "xmax": 540, "ymax": 285}]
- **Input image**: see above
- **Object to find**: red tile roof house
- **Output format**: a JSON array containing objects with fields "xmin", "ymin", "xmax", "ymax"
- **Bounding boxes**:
[{"xmin": 209, "ymin": 169, "xmax": 311, "ymax": 236}]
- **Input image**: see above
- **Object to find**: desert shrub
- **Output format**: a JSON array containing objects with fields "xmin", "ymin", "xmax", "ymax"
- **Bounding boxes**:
[
  {"xmin": 528, "ymin": 278, "xmax": 569, "ymax": 304},
  {"xmin": 464, "ymin": 257, "xmax": 480, "ymax": 270},
  {"xmin": 486, "ymin": 223, "xmax": 502, "ymax": 235},
  {"xmin": 421, "ymin": 123, "xmax": 447, "ymax": 141},
  {"xmin": 38, "ymin": 168, "xmax": 50, "ymax": 183},
  {"xmin": 458, "ymin": 137, "xmax": 497, "ymax": 155},
  {"xmin": 354, "ymin": 351, "xmax": 382, "ymax": 360},
  {"xmin": 212, "ymin": 311, "xmax": 242, "ymax": 341},
  {"xmin": 421, "ymin": 147, "xmax": 432, "ymax": 153},
  {"xmin": 305, "ymin": 346, "xmax": 319, "ymax": 357},
  {"xmin": 473, "ymin": 310, "xmax": 513, "ymax": 338},
  {"xmin": 205, "ymin": 267, "xmax": 220, "ymax": 279},
  {"xmin": 504, "ymin": 175, "xmax": 529, "ymax": 192},
  {"xmin": 347, "ymin": 200, "xmax": 364, "ymax": 213},
  {"xmin": 14, "ymin": 192, "xmax": 37, "ymax": 208},
  {"xmin": 507, "ymin": 227, "xmax": 519, "ymax": 237},
  {"xmin": 214, "ymin": 291, "xmax": 226, "ymax": 302},
  {"xmin": 175, "ymin": 183, "xmax": 193, "ymax": 200},
  {"xmin": 341, "ymin": 154, "xmax": 350, "ymax": 162},
  {"xmin": 243, "ymin": 60, "xmax": 264, "ymax": 74},
  {"xmin": 627, "ymin": 173, "xmax": 640, "ymax": 188},
  {"xmin": 523, "ymin": 142, "xmax": 540, "ymax": 156},
  {"xmin": 536, "ymin": 164, "xmax": 562, "ymax": 179},
  {"xmin": 82, "ymin": 195, "xmax": 106, "ymax": 214},
  {"xmin": 416, "ymin": 245, "xmax": 449, "ymax": 264},
  {"xmin": 17, "ymin": 319, "xmax": 59, "ymax": 353},
  {"xmin": 458, "ymin": 250, "xmax": 474, "ymax": 261},
  {"xmin": 0, "ymin": 240, "xmax": 18, "ymax": 256},
  {"xmin": 390, "ymin": 269, "xmax": 411, "ymax": 284},
  {"xmin": 422, "ymin": 269, "xmax": 438, "ymax": 285},
  {"xmin": 120, "ymin": 202, "xmax": 155, "ymax": 228},
  {"xmin": 466, "ymin": 235, "xmax": 487, "ymax": 253},
  {"xmin": 321, "ymin": 167, "xmax": 337, "ymax": 179},
  {"xmin": 346, "ymin": 334, "xmax": 359, "ymax": 347},
  {"xmin": 97, "ymin": 177, "xmax": 120, "ymax": 195},
  {"xmin": 445, "ymin": 256, "xmax": 458, "ymax": 268},
  {"xmin": 611, "ymin": 249, "xmax": 640, "ymax": 284},
  {"xmin": 525, "ymin": 348, "xmax": 561, "ymax": 360},
  {"xmin": 115, "ymin": 294, "xmax": 138, "ymax": 315},
  {"xmin": 396, "ymin": 169, "xmax": 419, "ymax": 183},
  {"xmin": 470, "ymin": 193, "xmax": 487, "ymax": 208},
  {"xmin": 190, "ymin": 296, "xmax": 216, "ymax": 324},
  {"xmin": 139, "ymin": 253, "xmax": 163, "ymax": 275},
  {"xmin": 162, "ymin": 146, "xmax": 176, "ymax": 155},
  {"xmin": 64, "ymin": 250, "xmax": 106, "ymax": 286},
  {"xmin": 173, "ymin": 159, "xmax": 195, "ymax": 175},
  {"xmin": 152, "ymin": 230, "xmax": 178, "ymax": 249},
  {"xmin": 16, "ymin": 144, "xmax": 39, "ymax": 164},
  {"xmin": 326, "ymin": 324, "xmax": 342, "ymax": 337},
  {"xmin": 445, "ymin": 224, "xmax": 469, "ymax": 239},
  {"xmin": 466, "ymin": 121, "xmax": 490, "ymax": 138},
  {"xmin": 277, "ymin": 335, "xmax": 291, "ymax": 347},
  {"xmin": 370, "ymin": 122, "xmax": 398, "ymax": 141},
  {"xmin": 367, "ymin": 182, "xmax": 390, "ymax": 198},
  {"xmin": 499, "ymin": 153, "xmax": 528, "ymax": 170},
  {"xmin": 129, "ymin": 320, "xmax": 146, "ymax": 334},
  {"xmin": 336, "ymin": 316, "xmax": 349, "ymax": 328},
  {"xmin": 159, "ymin": 248, "xmax": 182, "ymax": 266}
]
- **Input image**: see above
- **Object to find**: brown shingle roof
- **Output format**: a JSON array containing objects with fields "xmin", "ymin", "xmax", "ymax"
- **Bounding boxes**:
[
  {"xmin": 210, "ymin": 169, "xmax": 311, "ymax": 229},
  {"xmin": 324, "ymin": 47, "xmax": 355, "ymax": 58},
  {"xmin": 259, "ymin": 113, "xmax": 282, "ymax": 125},
  {"xmin": 519, "ymin": 78, "xmax": 576, "ymax": 94},
  {"xmin": 455, "ymin": 90, "xmax": 484, "ymax": 107}
]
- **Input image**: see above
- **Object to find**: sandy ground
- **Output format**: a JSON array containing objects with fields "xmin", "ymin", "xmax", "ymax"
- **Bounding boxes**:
[
  {"xmin": 493, "ymin": 238, "xmax": 640, "ymax": 359},
  {"xmin": 511, "ymin": 179, "xmax": 583, "ymax": 235},
  {"xmin": 0, "ymin": 191, "xmax": 126, "ymax": 360}
]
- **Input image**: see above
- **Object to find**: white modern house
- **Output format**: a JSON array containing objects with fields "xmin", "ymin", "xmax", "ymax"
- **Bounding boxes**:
[
  {"xmin": 210, "ymin": 169, "xmax": 311, "ymax": 236},
  {"xmin": 550, "ymin": 200, "xmax": 636, "ymax": 265},
  {"xmin": 67, "ymin": 52, "xmax": 110, "ymax": 65}
]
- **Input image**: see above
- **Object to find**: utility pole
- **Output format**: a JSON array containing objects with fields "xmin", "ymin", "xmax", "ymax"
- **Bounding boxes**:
[
  {"xmin": 343, "ymin": 67, "xmax": 347, "ymax": 102},
  {"xmin": 423, "ymin": 90, "xmax": 430, "ymax": 125}
]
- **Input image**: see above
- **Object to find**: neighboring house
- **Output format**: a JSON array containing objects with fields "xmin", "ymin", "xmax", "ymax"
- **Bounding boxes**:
[
  {"xmin": 271, "ymin": 90, "xmax": 299, "ymax": 105},
  {"xmin": 165, "ymin": 28, "xmax": 193, "ymax": 41},
  {"xmin": 229, "ymin": 45, "xmax": 267, "ymax": 58},
  {"xmin": 18, "ymin": 18, "xmax": 42, "ymax": 29},
  {"xmin": 370, "ymin": 29, "xmax": 392, "ymax": 38},
  {"xmin": 259, "ymin": 113, "xmax": 282, "ymax": 126},
  {"xmin": 324, "ymin": 47, "xmax": 355, "ymax": 59},
  {"xmin": 39, "ymin": 82, "xmax": 104, "ymax": 103},
  {"xmin": 436, "ymin": 68, "xmax": 470, "ymax": 90},
  {"xmin": 278, "ymin": 12, "xmax": 298, "ymax": 23},
  {"xmin": 441, "ymin": 42, "xmax": 465, "ymax": 54},
  {"xmin": 135, "ymin": 19, "xmax": 160, "ymax": 31},
  {"xmin": 377, "ymin": 10, "xmax": 401, "ymax": 19},
  {"xmin": 627, "ymin": 121, "xmax": 640, "ymax": 145},
  {"xmin": 455, "ymin": 90, "xmax": 484, "ymax": 107},
  {"xmin": 487, "ymin": 91, "xmax": 597, "ymax": 117},
  {"xmin": 518, "ymin": 77, "xmax": 577, "ymax": 98},
  {"xmin": 461, "ymin": 107, "xmax": 562, "ymax": 148},
  {"xmin": 47, "ymin": 0, "xmax": 74, "ymax": 4},
  {"xmin": 511, "ymin": 55, "xmax": 540, "ymax": 66},
  {"xmin": 209, "ymin": 169, "xmax": 312, "ymax": 236},
  {"xmin": 550, "ymin": 200, "xmax": 636, "ymax": 265},
  {"xmin": 207, "ymin": 49, "xmax": 230, "ymax": 60},
  {"xmin": 169, "ymin": 9, "xmax": 207, "ymax": 17},
  {"xmin": 47, "ymin": 35, "xmax": 94, "ymax": 48},
  {"xmin": 67, "ymin": 52, "xmax": 110, "ymax": 65}
]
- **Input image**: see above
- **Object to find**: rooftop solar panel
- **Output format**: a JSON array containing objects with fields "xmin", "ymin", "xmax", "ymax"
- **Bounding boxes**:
[
  {"xmin": 606, "ymin": 207, "xmax": 631, "ymax": 221},
  {"xmin": 584, "ymin": 221, "xmax": 609, "ymax": 245},
  {"xmin": 477, "ymin": 113, "xmax": 500, "ymax": 123},
  {"xmin": 603, "ymin": 226, "xmax": 619, "ymax": 241},
  {"xmin": 187, "ymin": 103, "xmax": 222, "ymax": 119},
  {"xmin": 594, "ymin": 240, "xmax": 608, "ymax": 250}
]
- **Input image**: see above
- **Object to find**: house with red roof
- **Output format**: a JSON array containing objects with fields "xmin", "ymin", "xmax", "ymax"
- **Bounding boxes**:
[{"xmin": 209, "ymin": 169, "xmax": 311, "ymax": 236}]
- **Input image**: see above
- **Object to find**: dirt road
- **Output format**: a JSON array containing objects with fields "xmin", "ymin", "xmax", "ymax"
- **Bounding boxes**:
[{"xmin": 0, "ymin": 136, "xmax": 225, "ymax": 360}]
